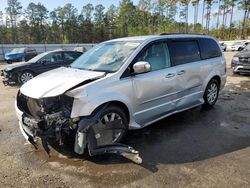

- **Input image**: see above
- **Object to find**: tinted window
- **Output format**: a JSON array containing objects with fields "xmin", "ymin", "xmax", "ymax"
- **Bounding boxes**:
[
  {"xmin": 199, "ymin": 38, "xmax": 222, "ymax": 59},
  {"xmin": 64, "ymin": 52, "xmax": 77, "ymax": 61},
  {"xmin": 168, "ymin": 40, "xmax": 200, "ymax": 65},
  {"xmin": 136, "ymin": 42, "xmax": 170, "ymax": 71},
  {"xmin": 41, "ymin": 52, "xmax": 63, "ymax": 63}
]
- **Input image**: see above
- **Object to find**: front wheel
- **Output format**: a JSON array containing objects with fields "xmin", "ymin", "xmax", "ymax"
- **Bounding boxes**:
[
  {"xmin": 203, "ymin": 79, "xmax": 219, "ymax": 107},
  {"xmin": 19, "ymin": 71, "xmax": 34, "ymax": 84},
  {"xmin": 92, "ymin": 105, "xmax": 128, "ymax": 143}
]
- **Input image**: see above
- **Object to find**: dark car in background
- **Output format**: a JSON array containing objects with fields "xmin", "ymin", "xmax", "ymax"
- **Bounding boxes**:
[
  {"xmin": 4, "ymin": 48, "xmax": 37, "ymax": 63},
  {"xmin": 1, "ymin": 50, "xmax": 82, "ymax": 85},
  {"xmin": 231, "ymin": 44, "xmax": 250, "ymax": 74}
]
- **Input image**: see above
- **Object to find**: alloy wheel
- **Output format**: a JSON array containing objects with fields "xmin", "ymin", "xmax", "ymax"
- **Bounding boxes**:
[
  {"xmin": 207, "ymin": 83, "xmax": 218, "ymax": 104},
  {"xmin": 20, "ymin": 72, "xmax": 34, "ymax": 83},
  {"xmin": 101, "ymin": 112, "xmax": 123, "ymax": 143}
]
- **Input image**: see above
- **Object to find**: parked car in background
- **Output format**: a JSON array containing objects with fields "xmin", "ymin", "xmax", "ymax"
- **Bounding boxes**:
[
  {"xmin": 220, "ymin": 42, "xmax": 227, "ymax": 51},
  {"xmin": 15, "ymin": 34, "xmax": 226, "ymax": 161},
  {"xmin": 231, "ymin": 43, "xmax": 250, "ymax": 74},
  {"xmin": 74, "ymin": 46, "xmax": 87, "ymax": 53},
  {"xmin": 4, "ymin": 48, "xmax": 37, "ymax": 64},
  {"xmin": 1, "ymin": 50, "xmax": 82, "ymax": 85},
  {"xmin": 228, "ymin": 42, "xmax": 246, "ymax": 51}
]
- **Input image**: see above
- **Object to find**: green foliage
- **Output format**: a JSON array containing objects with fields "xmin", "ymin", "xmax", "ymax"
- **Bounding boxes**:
[{"xmin": 0, "ymin": 0, "xmax": 249, "ymax": 44}]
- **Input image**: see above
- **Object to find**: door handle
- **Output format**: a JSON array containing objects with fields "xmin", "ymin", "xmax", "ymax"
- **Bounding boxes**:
[
  {"xmin": 177, "ymin": 70, "xmax": 186, "ymax": 75},
  {"xmin": 165, "ymin": 73, "xmax": 175, "ymax": 78}
]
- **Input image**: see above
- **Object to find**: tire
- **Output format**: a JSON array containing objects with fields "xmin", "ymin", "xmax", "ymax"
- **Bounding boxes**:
[
  {"xmin": 18, "ymin": 71, "xmax": 34, "ymax": 84},
  {"xmin": 91, "ymin": 104, "xmax": 128, "ymax": 143},
  {"xmin": 203, "ymin": 79, "xmax": 219, "ymax": 107}
]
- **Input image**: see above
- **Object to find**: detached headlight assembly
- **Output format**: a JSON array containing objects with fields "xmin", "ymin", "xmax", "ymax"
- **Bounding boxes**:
[{"xmin": 232, "ymin": 57, "xmax": 239, "ymax": 62}]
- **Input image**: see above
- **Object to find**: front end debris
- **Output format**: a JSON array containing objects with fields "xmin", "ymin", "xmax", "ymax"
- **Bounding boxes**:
[{"xmin": 17, "ymin": 91, "xmax": 142, "ymax": 164}]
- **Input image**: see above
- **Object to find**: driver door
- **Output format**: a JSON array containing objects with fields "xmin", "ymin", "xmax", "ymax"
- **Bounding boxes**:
[
  {"xmin": 132, "ymin": 41, "xmax": 177, "ymax": 126},
  {"xmin": 36, "ymin": 52, "xmax": 64, "ymax": 74}
]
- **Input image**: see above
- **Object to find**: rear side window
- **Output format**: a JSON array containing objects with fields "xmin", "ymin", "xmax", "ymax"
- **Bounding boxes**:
[
  {"xmin": 168, "ymin": 40, "xmax": 200, "ymax": 66},
  {"xmin": 64, "ymin": 52, "xmax": 82, "ymax": 61},
  {"xmin": 199, "ymin": 38, "xmax": 222, "ymax": 59}
]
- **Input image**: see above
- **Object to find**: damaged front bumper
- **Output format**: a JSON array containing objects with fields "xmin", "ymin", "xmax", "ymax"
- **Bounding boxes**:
[
  {"xmin": 15, "ymin": 101, "xmax": 31, "ymax": 140},
  {"xmin": 15, "ymin": 92, "xmax": 142, "ymax": 164},
  {"xmin": 1, "ymin": 70, "xmax": 17, "ymax": 85}
]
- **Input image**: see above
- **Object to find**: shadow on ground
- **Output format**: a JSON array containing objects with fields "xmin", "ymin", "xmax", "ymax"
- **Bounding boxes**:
[{"xmin": 30, "ymin": 79, "xmax": 250, "ymax": 172}]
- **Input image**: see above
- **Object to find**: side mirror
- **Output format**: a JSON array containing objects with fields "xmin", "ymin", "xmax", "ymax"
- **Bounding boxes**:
[{"xmin": 133, "ymin": 61, "xmax": 151, "ymax": 74}]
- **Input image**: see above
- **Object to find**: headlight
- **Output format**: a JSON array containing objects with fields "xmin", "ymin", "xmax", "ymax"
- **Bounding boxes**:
[
  {"xmin": 232, "ymin": 57, "xmax": 239, "ymax": 62},
  {"xmin": 5, "ymin": 67, "xmax": 13, "ymax": 71}
]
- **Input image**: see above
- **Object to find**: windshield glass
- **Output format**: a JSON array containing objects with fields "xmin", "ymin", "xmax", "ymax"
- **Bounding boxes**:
[
  {"xmin": 244, "ymin": 44, "xmax": 250, "ymax": 51},
  {"xmin": 11, "ymin": 48, "xmax": 25, "ymax": 53},
  {"xmin": 27, "ymin": 52, "xmax": 48, "ymax": 63},
  {"xmin": 70, "ymin": 41, "xmax": 141, "ymax": 72}
]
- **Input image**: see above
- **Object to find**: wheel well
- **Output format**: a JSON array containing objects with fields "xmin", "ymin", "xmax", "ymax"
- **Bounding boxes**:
[
  {"xmin": 18, "ymin": 70, "xmax": 35, "ymax": 83},
  {"xmin": 93, "ymin": 101, "xmax": 130, "ymax": 123},
  {"xmin": 20, "ymin": 69, "xmax": 35, "ymax": 75},
  {"xmin": 211, "ymin": 75, "xmax": 221, "ymax": 87}
]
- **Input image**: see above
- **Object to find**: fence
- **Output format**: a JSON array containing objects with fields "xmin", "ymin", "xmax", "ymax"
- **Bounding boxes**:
[{"xmin": 0, "ymin": 43, "xmax": 96, "ymax": 61}]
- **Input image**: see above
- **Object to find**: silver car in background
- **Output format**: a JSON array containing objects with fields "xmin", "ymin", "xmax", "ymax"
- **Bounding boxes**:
[{"xmin": 15, "ymin": 34, "xmax": 227, "ymax": 162}]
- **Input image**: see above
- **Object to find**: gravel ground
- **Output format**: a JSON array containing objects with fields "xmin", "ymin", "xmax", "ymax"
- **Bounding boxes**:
[{"xmin": 0, "ymin": 52, "xmax": 250, "ymax": 188}]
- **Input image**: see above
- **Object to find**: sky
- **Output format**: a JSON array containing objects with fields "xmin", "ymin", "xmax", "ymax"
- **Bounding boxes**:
[{"xmin": 0, "ymin": 0, "xmax": 244, "ymax": 28}]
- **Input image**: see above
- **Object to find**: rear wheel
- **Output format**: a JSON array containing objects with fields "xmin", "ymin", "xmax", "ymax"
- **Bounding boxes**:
[
  {"xmin": 19, "ymin": 71, "xmax": 34, "ymax": 84},
  {"xmin": 203, "ymin": 79, "xmax": 219, "ymax": 107}
]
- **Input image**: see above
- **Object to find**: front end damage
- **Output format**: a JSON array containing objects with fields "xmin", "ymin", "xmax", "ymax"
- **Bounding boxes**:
[
  {"xmin": 16, "ymin": 91, "xmax": 142, "ymax": 164},
  {"xmin": 1, "ymin": 69, "xmax": 18, "ymax": 85}
]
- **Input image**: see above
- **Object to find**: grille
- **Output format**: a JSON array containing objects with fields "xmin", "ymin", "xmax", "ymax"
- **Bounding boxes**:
[
  {"xmin": 239, "ymin": 57, "xmax": 250, "ymax": 64},
  {"xmin": 16, "ymin": 90, "xmax": 73, "ymax": 119}
]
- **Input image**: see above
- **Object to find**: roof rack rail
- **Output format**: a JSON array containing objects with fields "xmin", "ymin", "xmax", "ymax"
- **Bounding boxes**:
[{"xmin": 159, "ymin": 33, "xmax": 206, "ymax": 35}]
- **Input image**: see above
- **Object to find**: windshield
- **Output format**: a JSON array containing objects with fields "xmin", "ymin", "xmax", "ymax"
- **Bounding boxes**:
[
  {"xmin": 27, "ymin": 52, "xmax": 48, "ymax": 63},
  {"xmin": 70, "ymin": 41, "xmax": 141, "ymax": 73},
  {"xmin": 11, "ymin": 48, "xmax": 25, "ymax": 53},
  {"xmin": 243, "ymin": 44, "xmax": 250, "ymax": 51}
]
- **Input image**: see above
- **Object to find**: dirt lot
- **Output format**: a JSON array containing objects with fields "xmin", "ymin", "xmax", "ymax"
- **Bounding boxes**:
[{"xmin": 0, "ymin": 52, "xmax": 250, "ymax": 188}]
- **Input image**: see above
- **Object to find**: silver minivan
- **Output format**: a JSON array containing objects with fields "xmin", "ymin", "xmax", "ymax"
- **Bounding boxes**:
[{"xmin": 15, "ymin": 34, "xmax": 227, "ymax": 162}]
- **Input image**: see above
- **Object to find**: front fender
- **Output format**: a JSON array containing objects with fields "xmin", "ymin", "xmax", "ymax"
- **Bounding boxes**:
[{"xmin": 70, "ymin": 92, "xmax": 133, "ymax": 119}]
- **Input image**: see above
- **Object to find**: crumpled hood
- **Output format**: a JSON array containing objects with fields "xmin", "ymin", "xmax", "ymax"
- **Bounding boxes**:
[
  {"xmin": 235, "ymin": 50, "xmax": 250, "ymax": 57},
  {"xmin": 20, "ymin": 67, "xmax": 105, "ymax": 99}
]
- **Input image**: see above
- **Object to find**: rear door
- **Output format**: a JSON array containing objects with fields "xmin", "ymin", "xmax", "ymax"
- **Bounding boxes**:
[
  {"xmin": 131, "ymin": 41, "xmax": 177, "ymax": 125},
  {"xmin": 63, "ymin": 51, "xmax": 82, "ymax": 66},
  {"xmin": 168, "ymin": 39, "xmax": 203, "ymax": 110}
]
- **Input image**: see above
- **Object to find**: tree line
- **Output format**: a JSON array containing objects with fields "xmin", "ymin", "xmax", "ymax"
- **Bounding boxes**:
[{"xmin": 0, "ymin": 0, "xmax": 249, "ymax": 44}]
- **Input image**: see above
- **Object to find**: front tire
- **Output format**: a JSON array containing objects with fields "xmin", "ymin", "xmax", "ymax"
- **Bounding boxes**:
[
  {"xmin": 19, "ymin": 71, "xmax": 34, "ymax": 84},
  {"xmin": 92, "ymin": 104, "xmax": 128, "ymax": 143},
  {"xmin": 203, "ymin": 79, "xmax": 219, "ymax": 107}
]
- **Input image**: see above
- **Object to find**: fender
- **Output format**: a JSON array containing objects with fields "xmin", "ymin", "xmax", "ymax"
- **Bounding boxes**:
[
  {"xmin": 70, "ymin": 91, "xmax": 134, "ymax": 119},
  {"xmin": 203, "ymin": 70, "xmax": 221, "ymax": 91}
]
